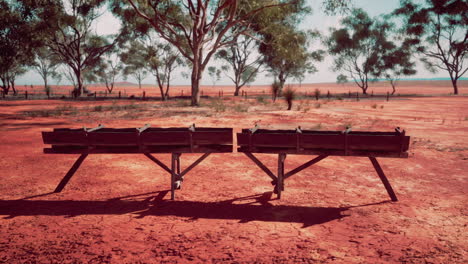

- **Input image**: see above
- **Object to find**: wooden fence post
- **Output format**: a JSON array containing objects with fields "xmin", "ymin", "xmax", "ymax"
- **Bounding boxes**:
[
  {"xmin": 356, "ymin": 92, "xmax": 359, "ymax": 102},
  {"xmin": 386, "ymin": 92, "xmax": 389, "ymax": 101},
  {"xmin": 143, "ymin": 91, "xmax": 146, "ymax": 100},
  {"xmin": 25, "ymin": 91, "xmax": 28, "ymax": 100},
  {"xmin": 119, "ymin": 91, "xmax": 121, "ymax": 99}
]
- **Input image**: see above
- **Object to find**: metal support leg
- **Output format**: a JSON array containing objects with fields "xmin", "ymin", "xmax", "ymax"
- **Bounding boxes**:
[
  {"xmin": 171, "ymin": 153, "xmax": 180, "ymax": 200},
  {"xmin": 369, "ymin": 157, "xmax": 398, "ymax": 201},
  {"xmin": 54, "ymin": 154, "xmax": 88, "ymax": 193},
  {"xmin": 276, "ymin": 153, "xmax": 286, "ymax": 199}
]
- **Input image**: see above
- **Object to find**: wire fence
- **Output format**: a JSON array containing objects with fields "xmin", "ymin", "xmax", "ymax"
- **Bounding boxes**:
[{"xmin": 1, "ymin": 86, "xmax": 396, "ymax": 102}]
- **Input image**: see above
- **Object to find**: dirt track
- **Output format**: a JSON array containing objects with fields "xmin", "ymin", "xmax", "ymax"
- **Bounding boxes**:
[{"xmin": 0, "ymin": 91, "xmax": 467, "ymax": 263}]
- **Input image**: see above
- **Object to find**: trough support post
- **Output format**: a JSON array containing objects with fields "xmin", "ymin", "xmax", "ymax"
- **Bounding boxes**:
[
  {"xmin": 171, "ymin": 153, "xmax": 181, "ymax": 200},
  {"xmin": 369, "ymin": 157, "xmax": 398, "ymax": 201},
  {"xmin": 54, "ymin": 154, "xmax": 88, "ymax": 193},
  {"xmin": 276, "ymin": 153, "xmax": 286, "ymax": 199}
]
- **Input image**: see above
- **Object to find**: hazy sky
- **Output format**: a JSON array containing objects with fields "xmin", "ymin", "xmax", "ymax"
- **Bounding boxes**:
[{"xmin": 18, "ymin": 0, "xmax": 447, "ymax": 86}]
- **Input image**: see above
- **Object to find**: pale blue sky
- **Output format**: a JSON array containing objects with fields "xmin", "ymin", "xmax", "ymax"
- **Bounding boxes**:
[{"xmin": 18, "ymin": 0, "xmax": 447, "ymax": 86}]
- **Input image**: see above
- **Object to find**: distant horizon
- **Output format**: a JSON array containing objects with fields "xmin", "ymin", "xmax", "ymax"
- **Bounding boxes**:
[{"xmin": 17, "ymin": 77, "xmax": 468, "ymax": 87}]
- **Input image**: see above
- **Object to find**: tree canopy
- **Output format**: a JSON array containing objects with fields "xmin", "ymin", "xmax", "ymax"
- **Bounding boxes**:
[
  {"xmin": 394, "ymin": 0, "xmax": 468, "ymax": 94},
  {"xmin": 326, "ymin": 8, "xmax": 416, "ymax": 94}
]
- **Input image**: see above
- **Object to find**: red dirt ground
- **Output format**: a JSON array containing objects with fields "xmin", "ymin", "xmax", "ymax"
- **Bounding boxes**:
[{"xmin": 0, "ymin": 85, "xmax": 467, "ymax": 263}]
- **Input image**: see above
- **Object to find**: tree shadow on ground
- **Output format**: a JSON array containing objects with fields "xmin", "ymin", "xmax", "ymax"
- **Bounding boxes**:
[{"xmin": 0, "ymin": 191, "xmax": 391, "ymax": 227}]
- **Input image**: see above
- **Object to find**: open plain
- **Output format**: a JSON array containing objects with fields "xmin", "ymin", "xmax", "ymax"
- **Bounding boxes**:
[{"xmin": 0, "ymin": 82, "xmax": 467, "ymax": 263}]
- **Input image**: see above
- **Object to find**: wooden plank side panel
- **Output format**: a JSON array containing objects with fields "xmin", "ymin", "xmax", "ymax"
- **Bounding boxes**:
[
  {"xmin": 250, "ymin": 134, "xmax": 297, "ymax": 148},
  {"xmin": 348, "ymin": 135, "xmax": 402, "ymax": 151},
  {"xmin": 192, "ymin": 131, "xmax": 233, "ymax": 145},
  {"xmin": 42, "ymin": 131, "xmax": 87, "ymax": 145},
  {"xmin": 402, "ymin": 136, "xmax": 410, "ymax": 152},
  {"xmin": 300, "ymin": 134, "xmax": 344, "ymax": 150},
  {"xmin": 88, "ymin": 132, "xmax": 139, "ymax": 146},
  {"xmin": 140, "ymin": 132, "xmax": 190, "ymax": 146},
  {"xmin": 237, "ymin": 146, "xmax": 408, "ymax": 158}
]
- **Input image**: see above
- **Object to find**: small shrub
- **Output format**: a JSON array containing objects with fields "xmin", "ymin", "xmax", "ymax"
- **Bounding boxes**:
[
  {"xmin": 314, "ymin": 89, "xmax": 321, "ymax": 100},
  {"xmin": 371, "ymin": 103, "xmax": 378, "ymax": 109},
  {"xmin": 175, "ymin": 99, "xmax": 190, "ymax": 107},
  {"xmin": 256, "ymin": 96, "xmax": 266, "ymax": 104},
  {"xmin": 233, "ymin": 104, "xmax": 249, "ymax": 112},
  {"xmin": 313, "ymin": 123, "xmax": 322, "ymax": 130},
  {"xmin": 380, "ymin": 105, "xmax": 384, "ymax": 109},
  {"xmin": 93, "ymin": 105, "xmax": 103, "ymax": 112},
  {"xmin": 207, "ymin": 99, "xmax": 226, "ymax": 112},
  {"xmin": 283, "ymin": 85, "xmax": 296, "ymax": 110},
  {"xmin": 314, "ymin": 103, "xmax": 321, "ymax": 108}
]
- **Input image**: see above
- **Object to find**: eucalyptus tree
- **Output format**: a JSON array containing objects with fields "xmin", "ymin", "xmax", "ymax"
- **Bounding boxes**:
[
  {"xmin": 96, "ymin": 55, "xmax": 122, "ymax": 94},
  {"xmin": 145, "ymin": 39, "xmax": 185, "ymax": 101},
  {"xmin": 112, "ymin": 0, "xmax": 313, "ymax": 106},
  {"xmin": 0, "ymin": 0, "xmax": 39, "ymax": 95},
  {"xmin": 207, "ymin": 66, "xmax": 221, "ymax": 88},
  {"xmin": 394, "ymin": 0, "xmax": 468, "ymax": 94},
  {"xmin": 36, "ymin": 0, "xmax": 120, "ymax": 97},
  {"xmin": 260, "ymin": 27, "xmax": 324, "ymax": 96},
  {"xmin": 120, "ymin": 40, "xmax": 148, "ymax": 89},
  {"xmin": 215, "ymin": 35, "xmax": 262, "ymax": 96},
  {"xmin": 32, "ymin": 46, "xmax": 62, "ymax": 92},
  {"xmin": 326, "ymin": 9, "xmax": 416, "ymax": 95}
]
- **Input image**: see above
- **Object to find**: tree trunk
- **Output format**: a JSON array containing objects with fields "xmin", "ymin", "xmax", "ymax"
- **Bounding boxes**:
[
  {"xmin": 234, "ymin": 84, "xmax": 241, "ymax": 96},
  {"xmin": 191, "ymin": 62, "xmax": 203, "ymax": 106},
  {"xmin": 287, "ymin": 101, "xmax": 292, "ymax": 110},
  {"xmin": 1, "ymin": 77, "xmax": 10, "ymax": 95},
  {"xmin": 390, "ymin": 80, "xmax": 396, "ymax": 95},
  {"xmin": 155, "ymin": 72, "xmax": 166, "ymax": 101},
  {"xmin": 11, "ymin": 80, "xmax": 17, "ymax": 95},
  {"xmin": 361, "ymin": 83, "xmax": 368, "ymax": 95},
  {"xmin": 76, "ymin": 70, "xmax": 83, "ymax": 97},
  {"xmin": 451, "ymin": 78, "xmax": 458, "ymax": 95},
  {"xmin": 278, "ymin": 72, "xmax": 286, "ymax": 96}
]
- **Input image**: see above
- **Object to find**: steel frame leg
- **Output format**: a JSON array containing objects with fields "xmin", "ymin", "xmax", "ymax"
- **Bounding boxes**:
[
  {"xmin": 54, "ymin": 154, "xmax": 88, "ymax": 193},
  {"xmin": 276, "ymin": 153, "xmax": 286, "ymax": 199},
  {"xmin": 171, "ymin": 153, "xmax": 181, "ymax": 200},
  {"xmin": 369, "ymin": 157, "xmax": 398, "ymax": 201}
]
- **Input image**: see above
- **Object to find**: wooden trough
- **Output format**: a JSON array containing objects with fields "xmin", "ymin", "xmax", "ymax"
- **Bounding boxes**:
[
  {"xmin": 42, "ymin": 124, "xmax": 233, "ymax": 199},
  {"xmin": 237, "ymin": 126, "xmax": 410, "ymax": 201}
]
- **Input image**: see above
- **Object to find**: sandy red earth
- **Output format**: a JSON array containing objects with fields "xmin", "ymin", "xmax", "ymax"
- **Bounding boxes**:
[{"xmin": 0, "ymin": 83, "xmax": 467, "ymax": 263}]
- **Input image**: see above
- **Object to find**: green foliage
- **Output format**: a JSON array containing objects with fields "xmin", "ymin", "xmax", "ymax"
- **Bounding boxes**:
[
  {"xmin": 259, "ymin": 24, "xmax": 324, "ymax": 93},
  {"xmin": 95, "ymin": 55, "xmax": 122, "ymax": 94},
  {"xmin": 0, "ymin": 0, "xmax": 40, "ymax": 95},
  {"xmin": 326, "ymin": 8, "xmax": 416, "ymax": 95},
  {"xmin": 120, "ymin": 40, "xmax": 148, "ymax": 89},
  {"xmin": 215, "ymin": 35, "xmax": 261, "ymax": 96},
  {"xmin": 208, "ymin": 66, "xmax": 221, "ymax": 87},
  {"xmin": 336, "ymin": 74, "xmax": 348, "ymax": 84},
  {"xmin": 111, "ymin": 0, "xmax": 311, "ymax": 106},
  {"xmin": 394, "ymin": 0, "xmax": 468, "ymax": 94}
]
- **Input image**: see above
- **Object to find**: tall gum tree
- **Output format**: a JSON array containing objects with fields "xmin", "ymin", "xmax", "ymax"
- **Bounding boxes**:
[
  {"xmin": 326, "ymin": 9, "xmax": 415, "ymax": 95},
  {"xmin": 394, "ymin": 0, "xmax": 468, "ymax": 95},
  {"xmin": 112, "ymin": 0, "xmax": 311, "ymax": 106},
  {"xmin": 37, "ymin": 0, "xmax": 120, "ymax": 96},
  {"xmin": 215, "ymin": 35, "xmax": 262, "ymax": 96}
]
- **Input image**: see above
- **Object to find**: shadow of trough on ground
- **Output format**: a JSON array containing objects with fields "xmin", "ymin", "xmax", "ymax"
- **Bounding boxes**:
[{"xmin": 0, "ymin": 191, "xmax": 390, "ymax": 227}]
